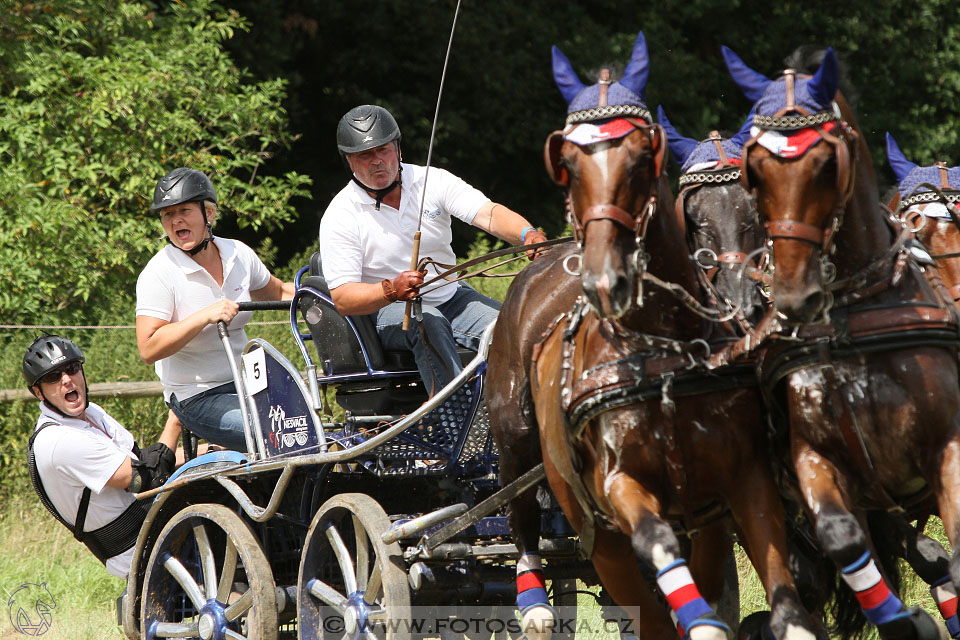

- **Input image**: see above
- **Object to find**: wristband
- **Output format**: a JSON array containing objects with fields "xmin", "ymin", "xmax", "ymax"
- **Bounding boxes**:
[{"xmin": 520, "ymin": 226, "xmax": 537, "ymax": 243}]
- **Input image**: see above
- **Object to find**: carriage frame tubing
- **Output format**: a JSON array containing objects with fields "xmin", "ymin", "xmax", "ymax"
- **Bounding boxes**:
[{"xmin": 119, "ymin": 263, "xmax": 586, "ymax": 639}]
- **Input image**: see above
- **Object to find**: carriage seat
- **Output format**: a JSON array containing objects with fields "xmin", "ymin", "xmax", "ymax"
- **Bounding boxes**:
[
  {"xmin": 299, "ymin": 252, "xmax": 478, "ymax": 376},
  {"xmin": 298, "ymin": 252, "xmax": 417, "ymax": 374}
]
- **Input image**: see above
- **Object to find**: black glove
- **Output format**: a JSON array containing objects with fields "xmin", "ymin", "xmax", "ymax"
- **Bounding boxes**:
[{"xmin": 126, "ymin": 442, "xmax": 176, "ymax": 493}]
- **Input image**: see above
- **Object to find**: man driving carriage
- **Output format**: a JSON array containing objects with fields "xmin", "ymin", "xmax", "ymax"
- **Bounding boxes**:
[
  {"xmin": 23, "ymin": 335, "xmax": 179, "ymax": 577},
  {"xmin": 318, "ymin": 104, "xmax": 547, "ymax": 392}
]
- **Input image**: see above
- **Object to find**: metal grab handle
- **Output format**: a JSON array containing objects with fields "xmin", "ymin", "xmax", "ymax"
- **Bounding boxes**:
[
  {"xmin": 237, "ymin": 300, "xmax": 292, "ymax": 312},
  {"xmin": 217, "ymin": 321, "xmax": 258, "ymax": 457}
]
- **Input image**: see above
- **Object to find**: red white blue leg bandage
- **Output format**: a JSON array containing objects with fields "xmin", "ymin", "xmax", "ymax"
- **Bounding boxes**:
[
  {"xmin": 656, "ymin": 559, "xmax": 729, "ymax": 638},
  {"xmin": 841, "ymin": 550, "xmax": 906, "ymax": 626},
  {"xmin": 932, "ymin": 576, "xmax": 960, "ymax": 637},
  {"xmin": 516, "ymin": 554, "xmax": 555, "ymax": 615}
]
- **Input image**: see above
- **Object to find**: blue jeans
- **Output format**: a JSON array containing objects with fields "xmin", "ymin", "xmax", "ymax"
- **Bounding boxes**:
[
  {"xmin": 376, "ymin": 284, "xmax": 500, "ymax": 394},
  {"xmin": 167, "ymin": 382, "xmax": 248, "ymax": 452}
]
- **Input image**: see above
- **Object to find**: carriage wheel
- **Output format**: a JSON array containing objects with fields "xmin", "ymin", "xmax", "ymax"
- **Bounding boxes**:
[
  {"xmin": 140, "ymin": 503, "xmax": 278, "ymax": 640},
  {"xmin": 297, "ymin": 493, "xmax": 411, "ymax": 640}
]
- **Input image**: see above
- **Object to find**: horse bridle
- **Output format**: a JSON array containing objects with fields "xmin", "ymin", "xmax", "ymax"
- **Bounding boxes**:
[
  {"xmin": 676, "ymin": 133, "xmax": 751, "ymax": 281},
  {"xmin": 543, "ymin": 116, "xmax": 667, "ymax": 248},
  {"xmin": 740, "ymin": 69, "xmax": 859, "ymax": 256},
  {"xmin": 897, "ymin": 176, "xmax": 960, "ymax": 302}
]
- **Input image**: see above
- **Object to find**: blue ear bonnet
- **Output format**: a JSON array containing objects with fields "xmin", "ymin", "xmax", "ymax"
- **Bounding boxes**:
[
  {"xmin": 898, "ymin": 166, "xmax": 960, "ymax": 199},
  {"xmin": 680, "ymin": 138, "xmax": 744, "ymax": 173},
  {"xmin": 754, "ymin": 78, "xmax": 830, "ymax": 118},
  {"xmin": 567, "ymin": 82, "xmax": 648, "ymax": 116}
]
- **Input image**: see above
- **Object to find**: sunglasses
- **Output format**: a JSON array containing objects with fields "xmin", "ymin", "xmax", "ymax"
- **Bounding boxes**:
[{"xmin": 39, "ymin": 362, "xmax": 82, "ymax": 385}]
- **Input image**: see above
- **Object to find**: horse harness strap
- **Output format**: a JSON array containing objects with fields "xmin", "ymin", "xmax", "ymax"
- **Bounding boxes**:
[
  {"xmin": 28, "ymin": 422, "xmax": 149, "ymax": 565},
  {"xmin": 819, "ymin": 363, "xmax": 908, "ymax": 514},
  {"xmin": 535, "ymin": 301, "xmax": 752, "ymax": 537}
]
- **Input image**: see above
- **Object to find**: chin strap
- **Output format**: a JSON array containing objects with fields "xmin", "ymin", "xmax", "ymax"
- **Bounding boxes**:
[
  {"xmin": 164, "ymin": 198, "xmax": 214, "ymax": 256},
  {"xmin": 37, "ymin": 370, "xmax": 90, "ymax": 419},
  {"xmin": 184, "ymin": 198, "xmax": 214, "ymax": 255},
  {"xmin": 352, "ymin": 164, "xmax": 403, "ymax": 210}
]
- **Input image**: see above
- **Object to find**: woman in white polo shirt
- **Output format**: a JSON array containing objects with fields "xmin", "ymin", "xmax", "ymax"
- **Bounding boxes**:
[{"xmin": 135, "ymin": 168, "xmax": 293, "ymax": 451}]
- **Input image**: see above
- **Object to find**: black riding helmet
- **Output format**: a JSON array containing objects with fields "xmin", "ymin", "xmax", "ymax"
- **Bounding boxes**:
[
  {"xmin": 23, "ymin": 335, "xmax": 90, "ymax": 417},
  {"xmin": 337, "ymin": 105, "xmax": 403, "ymax": 209},
  {"xmin": 151, "ymin": 168, "xmax": 218, "ymax": 256},
  {"xmin": 23, "ymin": 335, "xmax": 85, "ymax": 388}
]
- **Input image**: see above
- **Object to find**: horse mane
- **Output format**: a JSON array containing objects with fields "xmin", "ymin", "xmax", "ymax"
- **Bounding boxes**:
[
  {"xmin": 585, "ymin": 64, "xmax": 625, "ymax": 83},
  {"xmin": 783, "ymin": 45, "xmax": 859, "ymax": 109},
  {"xmin": 880, "ymin": 184, "xmax": 900, "ymax": 208}
]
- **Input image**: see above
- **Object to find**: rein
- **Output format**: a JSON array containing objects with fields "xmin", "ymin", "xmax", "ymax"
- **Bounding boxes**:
[{"xmin": 414, "ymin": 237, "xmax": 573, "ymax": 296}]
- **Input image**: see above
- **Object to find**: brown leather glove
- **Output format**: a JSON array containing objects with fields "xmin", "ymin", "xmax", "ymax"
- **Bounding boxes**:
[
  {"xmin": 523, "ymin": 229, "xmax": 548, "ymax": 260},
  {"xmin": 381, "ymin": 270, "xmax": 425, "ymax": 302}
]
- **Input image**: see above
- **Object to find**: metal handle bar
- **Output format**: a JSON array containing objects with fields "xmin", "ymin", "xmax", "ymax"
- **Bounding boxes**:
[{"xmin": 237, "ymin": 300, "xmax": 292, "ymax": 312}]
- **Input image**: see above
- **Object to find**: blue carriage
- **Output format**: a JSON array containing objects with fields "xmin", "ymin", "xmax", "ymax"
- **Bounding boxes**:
[{"xmin": 117, "ymin": 253, "xmax": 585, "ymax": 640}]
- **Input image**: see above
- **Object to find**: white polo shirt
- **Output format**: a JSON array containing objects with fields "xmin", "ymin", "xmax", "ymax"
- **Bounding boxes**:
[
  {"xmin": 318, "ymin": 163, "xmax": 490, "ymax": 306},
  {"xmin": 32, "ymin": 401, "xmax": 139, "ymax": 578},
  {"xmin": 136, "ymin": 237, "xmax": 271, "ymax": 402}
]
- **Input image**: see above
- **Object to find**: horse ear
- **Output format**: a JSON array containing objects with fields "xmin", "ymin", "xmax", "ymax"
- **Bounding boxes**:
[
  {"xmin": 885, "ymin": 132, "xmax": 918, "ymax": 182},
  {"xmin": 731, "ymin": 106, "xmax": 756, "ymax": 147},
  {"xmin": 551, "ymin": 45, "xmax": 585, "ymax": 105},
  {"xmin": 620, "ymin": 31, "xmax": 651, "ymax": 99},
  {"xmin": 657, "ymin": 105, "xmax": 697, "ymax": 165},
  {"xmin": 807, "ymin": 47, "xmax": 839, "ymax": 107},
  {"xmin": 721, "ymin": 45, "xmax": 771, "ymax": 102}
]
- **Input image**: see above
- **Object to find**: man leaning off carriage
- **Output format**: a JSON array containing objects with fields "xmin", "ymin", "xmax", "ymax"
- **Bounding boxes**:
[
  {"xmin": 23, "ymin": 335, "xmax": 179, "ymax": 577},
  {"xmin": 318, "ymin": 104, "xmax": 547, "ymax": 393}
]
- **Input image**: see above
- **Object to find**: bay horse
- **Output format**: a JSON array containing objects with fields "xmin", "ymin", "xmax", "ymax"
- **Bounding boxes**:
[
  {"xmin": 887, "ymin": 132, "xmax": 960, "ymax": 312},
  {"xmin": 723, "ymin": 45, "xmax": 960, "ymax": 640},
  {"xmin": 487, "ymin": 32, "xmax": 820, "ymax": 640}
]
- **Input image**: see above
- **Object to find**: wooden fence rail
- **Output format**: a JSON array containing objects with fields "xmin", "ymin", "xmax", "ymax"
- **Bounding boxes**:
[{"xmin": 0, "ymin": 381, "xmax": 163, "ymax": 403}]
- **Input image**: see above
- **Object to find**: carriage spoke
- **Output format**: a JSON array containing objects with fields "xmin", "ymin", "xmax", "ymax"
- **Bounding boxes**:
[
  {"xmin": 324, "ymin": 521, "xmax": 358, "ymax": 594},
  {"xmin": 225, "ymin": 630, "xmax": 249, "ymax": 640},
  {"xmin": 192, "ymin": 522, "xmax": 218, "ymax": 600},
  {"xmin": 153, "ymin": 621, "xmax": 198, "ymax": 638},
  {"xmin": 366, "ymin": 607, "xmax": 387, "ymax": 623},
  {"xmin": 162, "ymin": 553, "xmax": 206, "ymax": 610},
  {"xmin": 217, "ymin": 538, "xmax": 239, "ymax": 604},
  {"xmin": 223, "ymin": 589, "xmax": 253, "ymax": 621},
  {"xmin": 307, "ymin": 577, "xmax": 349, "ymax": 611},
  {"xmin": 353, "ymin": 514, "xmax": 370, "ymax": 592},
  {"xmin": 362, "ymin": 563, "xmax": 382, "ymax": 606}
]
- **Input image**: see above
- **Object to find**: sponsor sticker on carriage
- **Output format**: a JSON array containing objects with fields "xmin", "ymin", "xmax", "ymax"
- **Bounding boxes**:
[
  {"xmin": 241, "ymin": 348, "xmax": 268, "ymax": 395},
  {"xmin": 268, "ymin": 404, "xmax": 310, "ymax": 451}
]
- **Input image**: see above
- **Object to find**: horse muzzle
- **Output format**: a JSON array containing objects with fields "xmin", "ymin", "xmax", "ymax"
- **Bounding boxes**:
[{"xmin": 582, "ymin": 259, "xmax": 636, "ymax": 318}]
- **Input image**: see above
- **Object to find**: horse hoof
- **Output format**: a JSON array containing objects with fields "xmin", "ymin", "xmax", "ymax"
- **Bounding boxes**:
[
  {"xmin": 521, "ymin": 604, "xmax": 556, "ymax": 640},
  {"xmin": 738, "ymin": 611, "xmax": 773, "ymax": 640},
  {"xmin": 878, "ymin": 607, "xmax": 947, "ymax": 640},
  {"xmin": 689, "ymin": 617, "xmax": 732, "ymax": 640}
]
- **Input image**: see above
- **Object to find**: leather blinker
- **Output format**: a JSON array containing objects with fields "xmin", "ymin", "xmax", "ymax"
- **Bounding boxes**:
[{"xmin": 544, "ymin": 131, "xmax": 569, "ymax": 186}]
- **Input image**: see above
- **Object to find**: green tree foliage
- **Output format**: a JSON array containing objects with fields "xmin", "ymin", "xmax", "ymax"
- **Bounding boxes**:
[
  {"xmin": 220, "ymin": 0, "xmax": 960, "ymax": 266},
  {"xmin": 0, "ymin": 0, "xmax": 311, "ymax": 324}
]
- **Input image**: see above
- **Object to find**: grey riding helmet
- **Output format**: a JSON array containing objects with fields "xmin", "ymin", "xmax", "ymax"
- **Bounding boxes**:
[
  {"xmin": 150, "ymin": 168, "xmax": 218, "ymax": 211},
  {"xmin": 23, "ymin": 335, "xmax": 84, "ymax": 388},
  {"xmin": 336, "ymin": 105, "xmax": 401, "ymax": 155}
]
